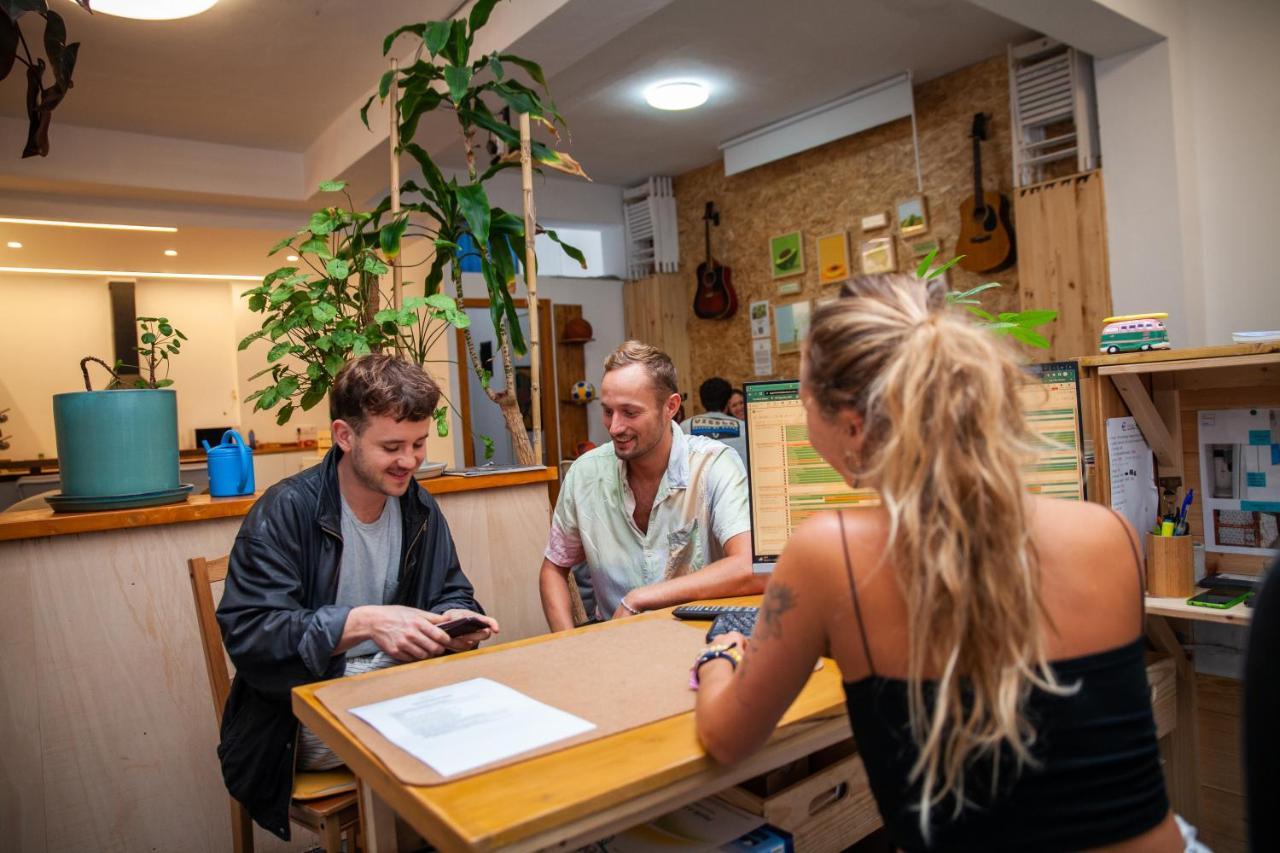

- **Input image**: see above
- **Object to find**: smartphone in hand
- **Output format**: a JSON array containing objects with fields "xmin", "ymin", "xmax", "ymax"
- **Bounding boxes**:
[{"xmin": 436, "ymin": 616, "xmax": 489, "ymax": 638}]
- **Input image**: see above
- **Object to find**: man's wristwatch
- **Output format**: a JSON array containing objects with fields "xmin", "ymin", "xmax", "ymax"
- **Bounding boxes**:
[{"xmin": 689, "ymin": 642, "xmax": 743, "ymax": 689}]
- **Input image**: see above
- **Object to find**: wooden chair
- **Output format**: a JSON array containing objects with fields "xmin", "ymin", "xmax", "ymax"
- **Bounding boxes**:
[{"xmin": 187, "ymin": 555, "xmax": 361, "ymax": 853}]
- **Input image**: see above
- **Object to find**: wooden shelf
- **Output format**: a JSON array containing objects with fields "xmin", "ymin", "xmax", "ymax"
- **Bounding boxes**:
[
  {"xmin": 0, "ymin": 466, "xmax": 557, "ymax": 542},
  {"xmin": 1145, "ymin": 595, "xmax": 1252, "ymax": 626}
]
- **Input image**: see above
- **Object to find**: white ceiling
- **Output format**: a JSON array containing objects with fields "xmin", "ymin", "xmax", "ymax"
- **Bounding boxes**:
[
  {"xmin": 524, "ymin": 0, "xmax": 1036, "ymax": 185},
  {"xmin": 0, "ymin": 0, "xmax": 458, "ymax": 150},
  {"xmin": 0, "ymin": 0, "xmax": 1035, "ymax": 213}
]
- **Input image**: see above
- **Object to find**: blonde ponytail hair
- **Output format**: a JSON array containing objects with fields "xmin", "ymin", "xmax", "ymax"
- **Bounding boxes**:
[{"xmin": 805, "ymin": 274, "xmax": 1070, "ymax": 836}]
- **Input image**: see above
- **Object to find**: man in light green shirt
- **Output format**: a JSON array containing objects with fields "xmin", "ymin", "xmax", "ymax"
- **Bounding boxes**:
[{"xmin": 539, "ymin": 342, "xmax": 763, "ymax": 630}]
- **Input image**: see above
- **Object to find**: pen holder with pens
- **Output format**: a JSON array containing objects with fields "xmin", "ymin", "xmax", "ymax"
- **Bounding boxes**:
[{"xmin": 1146, "ymin": 534, "xmax": 1194, "ymax": 597}]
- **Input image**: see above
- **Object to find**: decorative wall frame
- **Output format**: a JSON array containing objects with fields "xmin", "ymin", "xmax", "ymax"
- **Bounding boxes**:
[
  {"xmin": 896, "ymin": 196, "xmax": 928, "ymax": 236},
  {"xmin": 816, "ymin": 231, "xmax": 851, "ymax": 284},
  {"xmin": 769, "ymin": 231, "xmax": 804, "ymax": 278}
]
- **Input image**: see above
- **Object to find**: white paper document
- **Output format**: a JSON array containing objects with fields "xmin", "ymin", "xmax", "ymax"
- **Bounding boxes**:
[
  {"xmin": 350, "ymin": 677, "xmax": 596, "ymax": 777},
  {"xmin": 1106, "ymin": 417, "xmax": 1158, "ymax": 555},
  {"xmin": 752, "ymin": 337, "xmax": 773, "ymax": 376}
]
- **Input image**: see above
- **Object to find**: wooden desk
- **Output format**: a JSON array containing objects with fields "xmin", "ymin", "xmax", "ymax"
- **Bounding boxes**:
[
  {"xmin": 1145, "ymin": 595, "xmax": 1253, "ymax": 828},
  {"xmin": 292, "ymin": 599, "xmax": 853, "ymax": 852}
]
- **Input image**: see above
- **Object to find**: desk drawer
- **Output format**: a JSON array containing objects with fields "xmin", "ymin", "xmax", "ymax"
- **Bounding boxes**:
[
  {"xmin": 1146, "ymin": 653, "xmax": 1177, "ymax": 740},
  {"xmin": 717, "ymin": 740, "xmax": 881, "ymax": 853}
]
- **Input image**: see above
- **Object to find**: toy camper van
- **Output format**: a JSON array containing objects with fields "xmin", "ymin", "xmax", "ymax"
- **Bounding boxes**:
[{"xmin": 1098, "ymin": 313, "xmax": 1171, "ymax": 354}]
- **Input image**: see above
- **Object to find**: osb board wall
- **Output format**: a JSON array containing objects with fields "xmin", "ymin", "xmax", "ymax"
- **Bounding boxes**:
[{"xmin": 673, "ymin": 55, "xmax": 1019, "ymax": 398}]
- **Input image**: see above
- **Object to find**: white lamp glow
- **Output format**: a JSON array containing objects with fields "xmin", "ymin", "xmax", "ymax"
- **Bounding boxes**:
[
  {"xmin": 163, "ymin": 249, "xmax": 178, "ymax": 256},
  {"xmin": 644, "ymin": 80, "xmax": 709, "ymax": 111},
  {"xmin": 7, "ymin": 241, "xmax": 22, "ymax": 249},
  {"xmin": 91, "ymin": 0, "xmax": 219, "ymax": 20}
]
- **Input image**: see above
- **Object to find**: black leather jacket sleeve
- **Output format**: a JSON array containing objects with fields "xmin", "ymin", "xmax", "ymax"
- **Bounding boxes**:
[{"xmin": 217, "ymin": 487, "xmax": 348, "ymax": 696}]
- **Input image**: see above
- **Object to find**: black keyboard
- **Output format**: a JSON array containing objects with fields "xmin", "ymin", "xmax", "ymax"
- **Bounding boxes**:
[
  {"xmin": 705, "ymin": 609, "xmax": 759, "ymax": 643},
  {"xmin": 672, "ymin": 604, "xmax": 756, "ymax": 620}
]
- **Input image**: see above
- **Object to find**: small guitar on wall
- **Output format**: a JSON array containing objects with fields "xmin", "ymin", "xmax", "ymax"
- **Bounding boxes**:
[
  {"xmin": 956, "ymin": 113, "xmax": 1016, "ymax": 273},
  {"xmin": 693, "ymin": 201, "xmax": 738, "ymax": 320}
]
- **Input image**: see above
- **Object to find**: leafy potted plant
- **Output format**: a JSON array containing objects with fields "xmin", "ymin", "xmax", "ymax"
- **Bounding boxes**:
[
  {"xmin": 919, "ymin": 250, "xmax": 1057, "ymax": 348},
  {"xmin": 51, "ymin": 316, "xmax": 191, "ymax": 510},
  {"xmin": 361, "ymin": 0, "xmax": 590, "ymax": 465},
  {"xmin": 239, "ymin": 180, "xmax": 470, "ymax": 438}
]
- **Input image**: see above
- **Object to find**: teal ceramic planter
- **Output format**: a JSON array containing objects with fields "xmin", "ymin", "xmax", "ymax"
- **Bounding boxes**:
[{"xmin": 52, "ymin": 389, "xmax": 180, "ymax": 497}]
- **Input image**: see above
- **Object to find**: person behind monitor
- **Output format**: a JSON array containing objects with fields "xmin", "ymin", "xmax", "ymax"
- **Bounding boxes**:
[
  {"xmin": 682, "ymin": 376, "xmax": 747, "ymax": 463},
  {"xmin": 215, "ymin": 355, "xmax": 498, "ymax": 839},
  {"xmin": 539, "ymin": 341, "xmax": 764, "ymax": 630},
  {"xmin": 691, "ymin": 274, "xmax": 1183, "ymax": 852},
  {"xmin": 726, "ymin": 387, "xmax": 746, "ymax": 421}
]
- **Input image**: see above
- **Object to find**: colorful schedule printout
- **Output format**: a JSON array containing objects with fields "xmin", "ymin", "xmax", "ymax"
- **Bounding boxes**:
[
  {"xmin": 1020, "ymin": 361, "xmax": 1085, "ymax": 501},
  {"xmin": 744, "ymin": 381, "xmax": 879, "ymax": 566}
]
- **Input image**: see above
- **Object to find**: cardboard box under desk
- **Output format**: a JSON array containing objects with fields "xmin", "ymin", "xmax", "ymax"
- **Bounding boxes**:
[{"xmin": 717, "ymin": 739, "xmax": 881, "ymax": 853}]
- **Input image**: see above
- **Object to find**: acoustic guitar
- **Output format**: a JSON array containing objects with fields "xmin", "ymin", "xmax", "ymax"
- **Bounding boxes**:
[
  {"xmin": 693, "ymin": 201, "xmax": 738, "ymax": 320},
  {"xmin": 956, "ymin": 113, "xmax": 1016, "ymax": 273}
]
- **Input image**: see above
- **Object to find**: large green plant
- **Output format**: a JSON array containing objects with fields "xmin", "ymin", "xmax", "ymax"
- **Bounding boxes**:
[
  {"xmin": 0, "ymin": 0, "xmax": 91, "ymax": 158},
  {"xmin": 365, "ymin": 0, "xmax": 590, "ymax": 464},
  {"xmin": 918, "ymin": 250, "xmax": 1057, "ymax": 349},
  {"xmin": 239, "ymin": 180, "xmax": 469, "ymax": 431}
]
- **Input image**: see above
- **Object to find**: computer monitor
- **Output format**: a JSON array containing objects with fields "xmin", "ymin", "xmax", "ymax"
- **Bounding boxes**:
[
  {"xmin": 742, "ymin": 380, "xmax": 879, "ymax": 573},
  {"xmin": 1020, "ymin": 361, "xmax": 1085, "ymax": 501}
]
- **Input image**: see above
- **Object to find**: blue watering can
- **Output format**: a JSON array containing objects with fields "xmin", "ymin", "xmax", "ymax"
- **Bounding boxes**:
[{"xmin": 204, "ymin": 429, "xmax": 255, "ymax": 497}]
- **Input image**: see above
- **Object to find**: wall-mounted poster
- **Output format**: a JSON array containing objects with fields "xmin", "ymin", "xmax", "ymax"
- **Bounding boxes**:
[
  {"xmin": 860, "ymin": 236, "xmax": 897, "ymax": 274},
  {"xmin": 896, "ymin": 196, "xmax": 929, "ymax": 237},
  {"xmin": 1197, "ymin": 408, "xmax": 1280, "ymax": 556},
  {"xmin": 769, "ymin": 231, "xmax": 804, "ymax": 278},
  {"xmin": 749, "ymin": 299, "xmax": 771, "ymax": 339},
  {"xmin": 753, "ymin": 337, "xmax": 773, "ymax": 376},
  {"xmin": 816, "ymin": 232, "xmax": 850, "ymax": 284},
  {"xmin": 774, "ymin": 300, "xmax": 812, "ymax": 354}
]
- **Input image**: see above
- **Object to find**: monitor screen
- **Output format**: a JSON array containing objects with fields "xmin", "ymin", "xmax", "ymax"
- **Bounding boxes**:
[
  {"xmin": 742, "ymin": 380, "xmax": 879, "ymax": 572},
  {"xmin": 1020, "ymin": 361, "xmax": 1085, "ymax": 501}
]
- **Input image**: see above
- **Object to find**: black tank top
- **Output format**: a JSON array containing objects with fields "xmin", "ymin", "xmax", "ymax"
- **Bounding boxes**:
[{"xmin": 837, "ymin": 512, "xmax": 1169, "ymax": 852}]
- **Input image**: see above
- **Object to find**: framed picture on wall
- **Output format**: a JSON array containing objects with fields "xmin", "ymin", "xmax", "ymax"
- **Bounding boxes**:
[
  {"xmin": 816, "ymin": 231, "xmax": 851, "ymax": 284},
  {"xmin": 860, "ymin": 237, "xmax": 897, "ymax": 274},
  {"xmin": 896, "ymin": 196, "xmax": 929, "ymax": 237},
  {"xmin": 769, "ymin": 231, "xmax": 804, "ymax": 278},
  {"xmin": 774, "ymin": 300, "xmax": 812, "ymax": 354}
]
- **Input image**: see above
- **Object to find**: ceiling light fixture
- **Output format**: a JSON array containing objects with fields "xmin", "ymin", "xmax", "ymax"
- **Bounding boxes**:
[
  {"xmin": 286, "ymin": 255, "xmax": 299, "ymax": 262},
  {"xmin": 644, "ymin": 80, "xmax": 709, "ymax": 111},
  {"xmin": 0, "ymin": 216, "xmax": 177, "ymax": 232},
  {"xmin": 91, "ymin": 0, "xmax": 220, "ymax": 20},
  {"xmin": 163, "ymin": 249, "xmax": 178, "ymax": 256},
  {"xmin": 7, "ymin": 241, "xmax": 22, "ymax": 249},
  {"xmin": 0, "ymin": 266, "xmax": 261, "ymax": 281}
]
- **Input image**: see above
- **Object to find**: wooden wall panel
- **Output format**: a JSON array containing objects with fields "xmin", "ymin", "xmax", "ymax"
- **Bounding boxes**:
[
  {"xmin": 623, "ymin": 273, "xmax": 692, "ymax": 399},
  {"xmin": 1197, "ymin": 675, "xmax": 1246, "ymax": 853},
  {"xmin": 1014, "ymin": 171, "xmax": 1113, "ymax": 360},
  {"xmin": 0, "ymin": 482, "xmax": 551, "ymax": 852},
  {"xmin": 672, "ymin": 56, "xmax": 1020, "ymax": 394}
]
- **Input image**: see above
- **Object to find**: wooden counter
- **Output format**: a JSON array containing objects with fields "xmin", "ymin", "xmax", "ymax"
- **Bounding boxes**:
[
  {"xmin": 0, "ymin": 467, "xmax": 558, "ymax": 542},
  {"xmin": 0, "ymin": 466, "xmax": 558, "ymax": 853}
]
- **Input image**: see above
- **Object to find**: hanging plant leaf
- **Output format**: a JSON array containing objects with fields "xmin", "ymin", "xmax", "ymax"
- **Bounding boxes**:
[
  {"xmin": 498, "ymin": 53, "xmax": 548, "ymax": 88},
  {"xmin": 443, "ymin": 64, "xmax": 471, "ymax": 104},
  {"xmin": 382, "ymin": 22, "xmax": 425, "ymax": 55},
  {"xmin": 424, "ymin": 19, "xmax": 451, "ymax": 57},
  {"xmin": 468, "ymin": 0, "xmax": 499, "ymax": 34},
  {"xmin": 379, "ymin": 214, "xmax": 409, "ymax": 258},
  {"xmin": 0, "ymin": 13, "xmax": 20, "ymax": 82},
  {"xmin": 455, "ymin": 183, "xmax": 491, "ymax": 246},
  {"xmin": 542, "ymin": 227, "xmax": 587, "ymax": 269}
]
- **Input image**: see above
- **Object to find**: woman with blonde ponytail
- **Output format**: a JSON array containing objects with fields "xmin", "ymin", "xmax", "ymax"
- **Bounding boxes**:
[{"xmin": 694, "ymin": 274, "xmax": 1183, "ymax": 851}]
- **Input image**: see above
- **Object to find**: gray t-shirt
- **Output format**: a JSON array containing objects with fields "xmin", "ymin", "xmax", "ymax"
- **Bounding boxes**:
[{"xmin": 336, "ymin": 494, "xmax": 402, "ymax": 657}]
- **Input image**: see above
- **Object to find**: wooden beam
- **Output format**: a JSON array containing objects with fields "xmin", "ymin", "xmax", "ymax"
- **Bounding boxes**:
[
  {"xmin": 1146, "ymin": 616, "xmax": 1203, "ymax": 825},
  {"xmin": 1109, "ymin": 373, "xmax": 1181, "ymax": 477},
  {"xmin": 1098, "ymin": 352, "xmax": 1280, "ymax": 376}
]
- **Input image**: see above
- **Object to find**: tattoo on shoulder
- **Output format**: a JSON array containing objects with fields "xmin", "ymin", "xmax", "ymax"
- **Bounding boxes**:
[{"xmin": 754, "ymin": 582, "xmax": 797, "ymax": 642}]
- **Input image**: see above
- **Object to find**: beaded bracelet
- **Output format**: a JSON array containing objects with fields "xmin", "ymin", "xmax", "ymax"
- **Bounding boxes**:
[
  {"xmin": 689, "ymin": 642, "xmax": 743, "ymax": 690},
  {"xmin": 619, "ymin": 597, "xmax": 642, "ymax": 615}
]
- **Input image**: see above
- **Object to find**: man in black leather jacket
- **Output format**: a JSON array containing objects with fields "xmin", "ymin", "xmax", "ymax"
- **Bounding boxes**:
[{"xmin": 216, "ymin": 355, "xmax": 496, "ymax": 839}]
